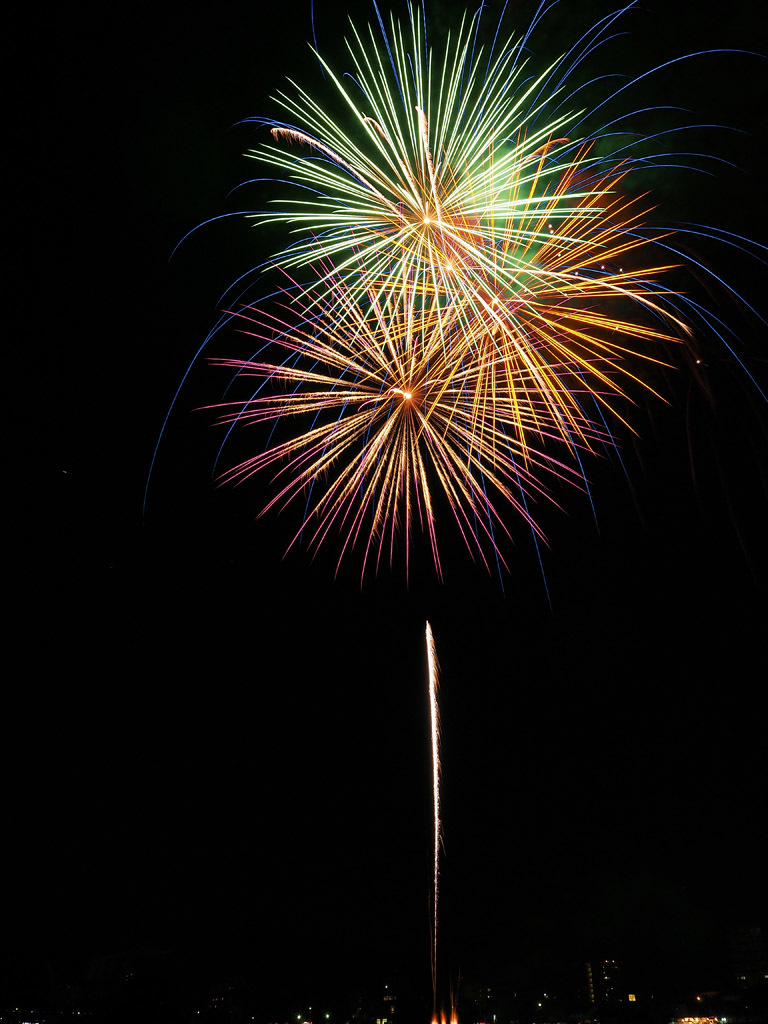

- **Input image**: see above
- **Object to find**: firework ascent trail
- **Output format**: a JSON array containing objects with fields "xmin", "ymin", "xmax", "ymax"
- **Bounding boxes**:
[{"xmin": 426, "ymin": 621, "xmax": 440, "ymax": 1024}]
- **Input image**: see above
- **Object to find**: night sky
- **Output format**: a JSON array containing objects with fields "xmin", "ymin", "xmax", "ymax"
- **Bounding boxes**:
[{"xmin": 19, "ymin": 0, "xmax": 768, "ymax": 1017}]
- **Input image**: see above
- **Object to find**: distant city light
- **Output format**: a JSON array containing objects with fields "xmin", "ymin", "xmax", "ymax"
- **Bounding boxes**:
[{"xmin": 672, "ymin": 1017, "xmax": 729, "ymax": 1024}]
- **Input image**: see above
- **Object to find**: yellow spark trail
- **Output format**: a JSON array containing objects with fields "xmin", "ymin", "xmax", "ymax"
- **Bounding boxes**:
[{"xmin": 426, "ymin": 620, "xmax": 440, "ymax": 1024}]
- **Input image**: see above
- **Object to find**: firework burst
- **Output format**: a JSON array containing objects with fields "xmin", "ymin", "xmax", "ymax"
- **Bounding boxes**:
[
  {"xmin": 242, "ymin": 1, "xmax": 725, "ymax": 335},
  {"xmin": 168, "ymin": 0, "xmax": 765, "ymax": 581},
  {"xmin": 208, "ymin": 225, "xmax": 685, "ymax": 581}
]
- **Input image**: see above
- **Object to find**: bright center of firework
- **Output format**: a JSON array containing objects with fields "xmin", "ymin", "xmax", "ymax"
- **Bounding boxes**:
[{"xmin": 389, "ymin": 387, "xmax": 413, "ymax": 401}]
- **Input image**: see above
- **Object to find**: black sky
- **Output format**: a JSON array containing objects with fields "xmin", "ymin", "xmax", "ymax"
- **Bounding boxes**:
[{"xmin": 19, "ymin": 0, "xmax": 768, "ymax": 1015}]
